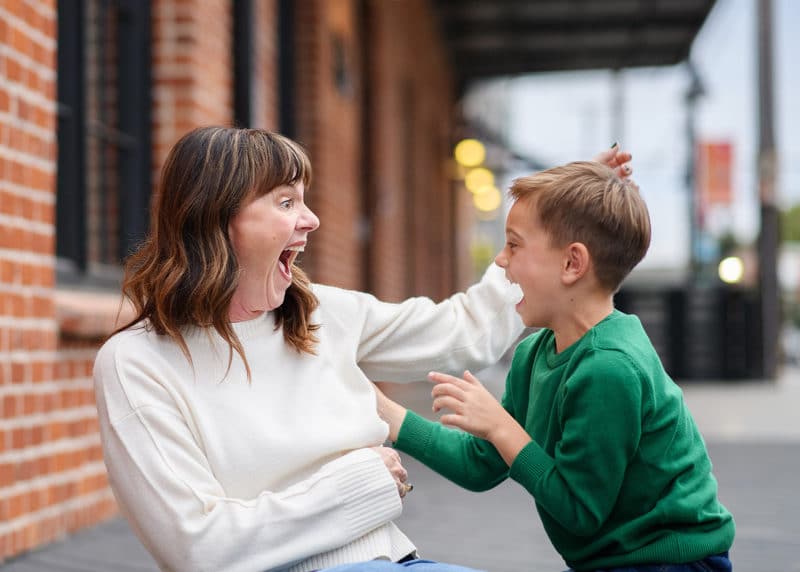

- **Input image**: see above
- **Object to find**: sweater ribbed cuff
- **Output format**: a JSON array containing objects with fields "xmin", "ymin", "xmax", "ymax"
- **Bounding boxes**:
[
  {"xmin": 330, "ymin": 449, "xmax": 403, "ymax": 539},
  {"xmin": 508, "ymin": 439, "xmax": 553, "ymax": 492},
  {"xmin": 393, "ymin": 410, "xmax": 435, "ymax": 460}
]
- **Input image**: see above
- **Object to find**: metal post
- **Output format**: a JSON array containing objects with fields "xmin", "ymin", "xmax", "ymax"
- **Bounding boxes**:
[
  {"xmin": 685, "ymin": 61, "xmax": 704, "ymax": 281},
  {"xmin": 610, "ymin": 68, "xmax": 624, "ymax": 144},
  {"xmin": 757, "ymin": 0, "xmax": 779, "ymax": 379}
]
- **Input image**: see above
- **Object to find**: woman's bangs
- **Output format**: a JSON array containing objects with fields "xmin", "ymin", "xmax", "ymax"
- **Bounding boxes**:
[{"xmin": 252, "ymin": 135, "xmax": 312, "ymax": 197}]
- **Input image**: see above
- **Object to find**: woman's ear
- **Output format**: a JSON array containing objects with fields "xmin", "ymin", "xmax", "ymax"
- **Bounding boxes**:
[{"xmin": 562, "ymin": 242, "xmax": 591, "ymax": 285}]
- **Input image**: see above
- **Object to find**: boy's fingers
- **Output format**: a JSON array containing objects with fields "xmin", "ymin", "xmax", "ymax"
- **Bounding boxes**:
[
  {"xmin": 427, "ymin": 371, "xmax": 468, "ymax": 388},
  {"xmin": 439, "ymin": 414, "xmax": 464, "ymax": 430},
  {"xmin": 462, "ymin": 370, "xmax": 482, "ymax": 386},
  {"xmin": 431, "ymin": 382, "xmax": 466, "ymax": 402},
  {"xmin": 432, "ymin": 395, "xmax": 463, "ymax": 415}
]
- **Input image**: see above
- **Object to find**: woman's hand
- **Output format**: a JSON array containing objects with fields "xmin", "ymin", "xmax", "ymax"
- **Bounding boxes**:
[
  {"xmin": 593, "ymin": 144, "xmax": 633, "ymax": 178},
  {"xmin": 370, "ymin": 445, "xmax": 412, "ymax": 498}
]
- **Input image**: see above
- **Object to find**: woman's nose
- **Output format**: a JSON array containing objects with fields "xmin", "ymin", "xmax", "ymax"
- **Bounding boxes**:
[{"xmin": 300, "ymin": 205, "xmax": 320, "ymax": 232}]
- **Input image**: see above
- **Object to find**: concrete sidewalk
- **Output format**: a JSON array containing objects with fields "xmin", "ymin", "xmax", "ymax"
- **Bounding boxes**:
[{"xmin": 2, "ymin": 365, "xmax": 799, "ymax": 571}]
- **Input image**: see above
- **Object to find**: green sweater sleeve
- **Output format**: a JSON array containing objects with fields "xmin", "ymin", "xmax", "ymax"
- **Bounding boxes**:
[
  {"xmin": 509, "ymin": 350, "xmax": 645, "ymax": 537},
  {"xmin": 395, "ymin": 410, "xmax": 509, "ymax": 491},
  {"xmin": 394, "ymin": 333, "xmax": 539, "ymax": 492}
]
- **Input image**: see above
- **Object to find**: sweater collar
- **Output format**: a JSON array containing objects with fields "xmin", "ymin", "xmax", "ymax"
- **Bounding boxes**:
[
  {"xmin": 181, "ymin": 312, "xmax": 276, "ymax": 343},
  {"xmin": 230, "ymin": 312, "xmax": 276, "ymax": 340}
]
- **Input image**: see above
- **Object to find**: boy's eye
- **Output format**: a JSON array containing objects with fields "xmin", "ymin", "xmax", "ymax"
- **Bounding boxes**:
[{"xmin": 507, "ymin": 242, "xmax": 517, "ymax": 250}]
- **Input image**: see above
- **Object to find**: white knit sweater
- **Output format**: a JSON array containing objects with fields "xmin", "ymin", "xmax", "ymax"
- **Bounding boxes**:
[{"xmin": 93, "ymin": 265, "xmax": 523, "ymax": 572}]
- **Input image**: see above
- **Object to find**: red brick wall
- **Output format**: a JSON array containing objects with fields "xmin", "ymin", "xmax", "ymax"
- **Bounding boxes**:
[
  {"xmin": 0, "ymin": 1, "xmax": 117, "ymax": 561},
  {"xmin": 151, "ymin": 0, "xmax": 234, "ymax": 175},
  {"xmin": 295, "ymin": 0, "xmax": 458, "ymax": 299},
  {"xmin": 294, "ymin": 0, "xmax": 364, "ymax": 290}
]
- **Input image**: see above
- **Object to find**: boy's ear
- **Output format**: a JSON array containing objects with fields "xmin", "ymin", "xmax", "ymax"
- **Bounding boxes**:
[{"xmin": 561, "ymin": 242, "xmax": 591, "ymax": 285}]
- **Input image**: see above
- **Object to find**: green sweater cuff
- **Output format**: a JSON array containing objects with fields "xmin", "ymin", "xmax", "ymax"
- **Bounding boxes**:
[
  {"xmin": 394, "ymin": 410, "xmax": 435, "ymax": 458},
  {"xmin": 508, "ymin": 439, "xmax": 554, "ymax": 492}
]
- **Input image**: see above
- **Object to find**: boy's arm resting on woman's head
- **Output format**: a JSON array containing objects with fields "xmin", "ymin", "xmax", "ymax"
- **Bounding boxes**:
[
  {"xmin": 508, "ymin": 352, "xmax": 643, "ymax": 537},
  {"xmin": 94, "ymin": 339, "xmax": 402, "ymax": 572}
]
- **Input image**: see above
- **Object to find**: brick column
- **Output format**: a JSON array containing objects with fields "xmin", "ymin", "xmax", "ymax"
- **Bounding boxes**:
[{"xmin": 0, "ymin": 1, "xmax": 116, "ymax": 560}]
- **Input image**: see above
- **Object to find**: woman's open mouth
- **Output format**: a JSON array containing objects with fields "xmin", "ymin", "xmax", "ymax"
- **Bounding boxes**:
[{"xmin": 278, "ymin": 245, "xmax": 304, "ymax": 281}]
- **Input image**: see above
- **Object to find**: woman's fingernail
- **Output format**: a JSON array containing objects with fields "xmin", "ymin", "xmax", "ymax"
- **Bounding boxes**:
[{"xmin": 610, "ymin": 141, "xmax": 618, "ymax": 149}]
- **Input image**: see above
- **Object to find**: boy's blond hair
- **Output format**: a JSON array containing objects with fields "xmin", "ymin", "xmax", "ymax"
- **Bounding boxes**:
[{"xmin": 510, "ymin": 161, "xmax": 651, "ymax": 293}]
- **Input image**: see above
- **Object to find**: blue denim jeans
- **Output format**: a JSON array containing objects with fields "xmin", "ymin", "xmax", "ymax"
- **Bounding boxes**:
[
  {"xmin": 320, "ymin": 559, "xmax": 485, "ymax": 572},
  {"xmin": 566, "ymin": 551, "xmax": 732, "ymax": 572}
]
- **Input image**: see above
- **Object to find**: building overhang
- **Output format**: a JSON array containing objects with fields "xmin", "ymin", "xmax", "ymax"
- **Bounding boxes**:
[{"xmin": 432, "ymin": 0, "xmax": 717, "ymax": 89}]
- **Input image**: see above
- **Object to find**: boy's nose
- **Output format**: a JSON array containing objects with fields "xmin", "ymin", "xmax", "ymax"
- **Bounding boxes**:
[{"xmin": 494, "ymin": 251, "xmax": 507, "ymax": 268}]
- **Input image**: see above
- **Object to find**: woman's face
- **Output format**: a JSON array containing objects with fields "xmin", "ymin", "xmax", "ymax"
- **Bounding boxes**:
[{"xmin": 228, "ymin": 182, "xmax": 319, "ymax": 321}]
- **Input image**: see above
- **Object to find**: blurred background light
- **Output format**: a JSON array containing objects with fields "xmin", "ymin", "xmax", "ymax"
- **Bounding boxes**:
[
  {"xmin": 464, "ymin": 167, "xmax": 494, "ymax": 193},
  {"xmin": 718, "ymin": 256, "xmax": 744, "ymax": 284},
  {"xmin": 473, "ymin": 185, "xmax": 502, "ymax": 212},
  {"xmin": 454, "ymin": 138, "xmax": 486, "ymax": 167}
]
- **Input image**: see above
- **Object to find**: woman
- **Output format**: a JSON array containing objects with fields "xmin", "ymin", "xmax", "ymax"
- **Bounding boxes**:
[{"xmin": 93, "ymin": 126, "xmax": 631, "ymax": 572}]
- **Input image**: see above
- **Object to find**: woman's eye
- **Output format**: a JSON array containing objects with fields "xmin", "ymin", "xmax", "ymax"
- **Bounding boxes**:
[{"xmin": 280, "ymin": 198, "xmax": 293, "ymax": 209}]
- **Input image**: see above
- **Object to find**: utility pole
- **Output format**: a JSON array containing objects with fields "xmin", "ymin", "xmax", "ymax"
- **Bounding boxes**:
[
  {"xmin": 757, "ymin": 0, "xmax": 779, "ymax": 379},
  {"xmin": 685, "ymin": 61, "xmax": 704, "ymax": 281}
]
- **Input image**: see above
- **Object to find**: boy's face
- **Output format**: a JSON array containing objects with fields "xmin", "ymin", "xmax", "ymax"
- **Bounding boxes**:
[{"xmin": 494, "ymin": 200, "xmax": 565, "ymax": 328}]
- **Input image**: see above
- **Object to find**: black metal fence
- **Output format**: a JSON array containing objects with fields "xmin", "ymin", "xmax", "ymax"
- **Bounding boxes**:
[{"xmin": 615, "ymin": 286, "xmax": 763, "ymax": 380}]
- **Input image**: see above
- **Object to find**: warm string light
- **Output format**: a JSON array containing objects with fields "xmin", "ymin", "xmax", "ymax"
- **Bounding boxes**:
[{"xmin": 453, "ymin": 138, "xmax": 500, "ymax": 215}]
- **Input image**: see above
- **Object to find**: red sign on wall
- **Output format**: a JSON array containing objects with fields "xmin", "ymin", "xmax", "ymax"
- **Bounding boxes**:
[{"xmin": 696, "ymin": 141, "xmax": 733, "ymax": 205}]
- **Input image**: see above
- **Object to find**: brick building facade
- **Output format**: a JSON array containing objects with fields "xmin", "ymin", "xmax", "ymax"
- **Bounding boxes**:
[{"xmin": 0, "ymin": 0, "xmax": 470, "ymax": 561}]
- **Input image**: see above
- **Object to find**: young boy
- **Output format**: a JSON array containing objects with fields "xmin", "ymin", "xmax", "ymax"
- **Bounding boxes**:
[{"xmin": 375, "ymin": 161, "xmax": 735, "ymax": 572}]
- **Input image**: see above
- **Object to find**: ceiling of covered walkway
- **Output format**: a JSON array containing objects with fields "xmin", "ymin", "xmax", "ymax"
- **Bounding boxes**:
[{"xmin": 432, "ymin": 0, "xmax": 717, "ymax": 87}]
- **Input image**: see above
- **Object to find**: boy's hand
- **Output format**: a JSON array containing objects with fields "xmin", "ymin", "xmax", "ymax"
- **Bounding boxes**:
[
  {"xmin": 428, "ymin": 370, "xmax": 532, "ymax": 466},
  {"xmin": 593, "ymin": 144, "xmax": 633, "ymax": 178},
  {"xmin": 428, "ymin": 370, "xmax": 510, "ymax": 441}
]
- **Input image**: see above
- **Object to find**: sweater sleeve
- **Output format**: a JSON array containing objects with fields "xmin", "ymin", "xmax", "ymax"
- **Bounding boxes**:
[
  {"xmin": 508, "ymin": 351, "xmax": 644, "ymax": 537},
  {"xmin": 394, "ymin": 411, "xmax": 509, "ymax": 492},
  {"xmin": 343, "ymin": 264, "xmax": 524, "ymax": 381},
  {"xmin": 94, "ymin": 340, "xmax": 402, "ymax": 572}
]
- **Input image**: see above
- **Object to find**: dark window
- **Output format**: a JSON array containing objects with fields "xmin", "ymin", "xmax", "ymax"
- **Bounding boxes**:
[
  {"xmin": 233, "ymin": 0, "xmax": 254, "ymax": 127},
  {"xmin": 56, "ymin": 0, "xmax": 151, "ymax": 286},
  {"xmin": 277, "ymin": 0, "xmax": 296, "ymax": 138}
]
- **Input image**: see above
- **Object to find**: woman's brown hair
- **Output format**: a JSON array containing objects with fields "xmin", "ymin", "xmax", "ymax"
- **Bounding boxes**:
[{"xmin": 114, "ymin": 126, "xmax": 319, "ymax": 376}]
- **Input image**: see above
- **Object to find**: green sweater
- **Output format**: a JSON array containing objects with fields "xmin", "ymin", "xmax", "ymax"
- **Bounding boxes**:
[{"xmin": 395, "ymin": 310, "xmax": 734, "ymax": 571}]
